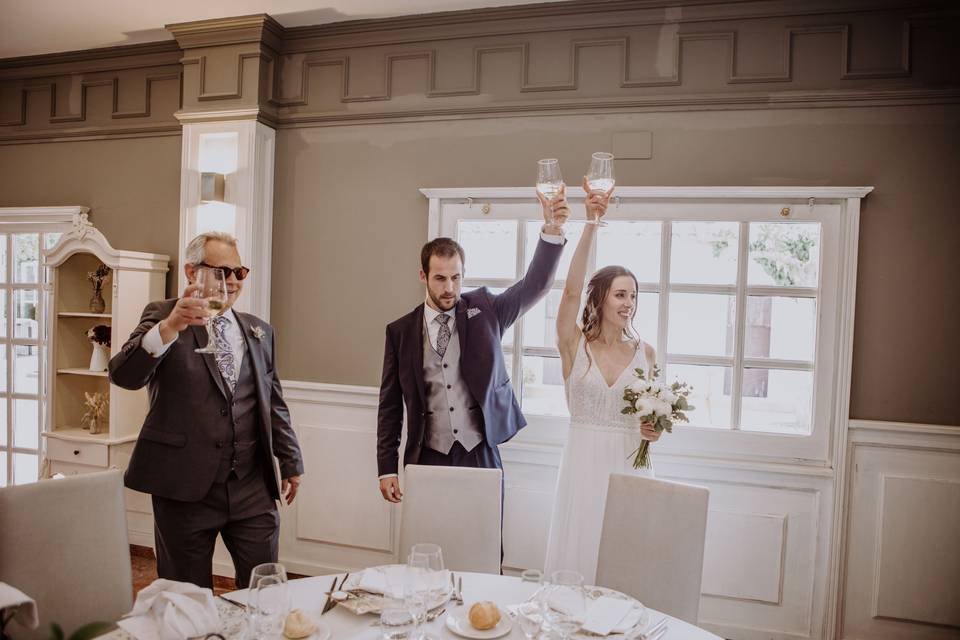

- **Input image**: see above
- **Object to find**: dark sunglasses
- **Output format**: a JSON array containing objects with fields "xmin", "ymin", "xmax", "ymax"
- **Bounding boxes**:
[{"xmin": 197, "ymin": 262, "xmax": 251, "ymax": 281}]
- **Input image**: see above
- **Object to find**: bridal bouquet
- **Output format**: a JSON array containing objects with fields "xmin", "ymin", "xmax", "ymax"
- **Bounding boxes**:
[{"xmin": 621, "ymin": 365, "xmax": 694, "ymax": 469}]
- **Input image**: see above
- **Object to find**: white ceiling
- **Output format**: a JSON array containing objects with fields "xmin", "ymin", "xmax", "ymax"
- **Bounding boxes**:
[{"xmin": 0, "ymin": 0, "xmax": 546, "ymax": 59}]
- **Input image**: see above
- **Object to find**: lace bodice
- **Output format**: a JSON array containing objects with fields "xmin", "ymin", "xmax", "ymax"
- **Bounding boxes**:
[{"xmin": 565, "ymin": 335, "xmax": 653, "ymax": 431}]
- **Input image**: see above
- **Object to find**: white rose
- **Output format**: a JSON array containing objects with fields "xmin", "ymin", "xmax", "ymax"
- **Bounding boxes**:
[
  {"xmin": 635, "ymin": 398, "xmax": 655, "ymax": 417},
  {"xmin": 653, "ymin": 400, "xmax": 672, "ymax": 416},
  {"xmin": 629, "ymin": 378, "xmax": 651, "ymax": 394},
  {"xmin": 660, "ymin": 389, "xmax": 677, "ymax": 405}
]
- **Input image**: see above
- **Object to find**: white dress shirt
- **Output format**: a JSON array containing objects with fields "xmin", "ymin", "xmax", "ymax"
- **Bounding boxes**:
[{"xmin": 142, "ymin": 308, "xmax": 246, "ymax": 372}]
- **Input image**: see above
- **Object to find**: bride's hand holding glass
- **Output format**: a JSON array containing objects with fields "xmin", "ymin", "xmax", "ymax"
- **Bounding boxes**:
[{"xmin": 582, "ymin": 175, "xmax": 613, "ymax": 224}]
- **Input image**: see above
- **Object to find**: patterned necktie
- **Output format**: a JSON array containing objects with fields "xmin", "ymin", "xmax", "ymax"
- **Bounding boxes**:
[
  {"xmin": 436, "ymin": 314, "xmax": 452, "ymax": 358},
  {"xmin": 212, "ymin": 315, "xmax": 237, "ymax": 392}
]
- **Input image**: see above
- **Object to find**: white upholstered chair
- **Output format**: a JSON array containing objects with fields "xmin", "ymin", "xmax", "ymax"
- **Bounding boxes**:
[
  {"xmin": 0, "ymin": 470, "xmax": 133, "ymax": 639},
  {"xmin": 595, "ymin": 474, "xmax": 709, "ymax": 624},
  {"xmin": 398, "ymin": 465, "xmax": 502, "ymax": 574}
]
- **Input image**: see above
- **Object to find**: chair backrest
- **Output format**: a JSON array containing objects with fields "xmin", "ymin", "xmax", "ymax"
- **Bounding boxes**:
[
  {"xmin": 0, "ymin": 470, "xmax": 133, "ymax": 639},
  {"xmin": 398, "ymin": 465, "xmax": 502, "ymax": 573},
  {"xmin": 596, "ymin": 474, "xmax": 709, "ymax": 624}
]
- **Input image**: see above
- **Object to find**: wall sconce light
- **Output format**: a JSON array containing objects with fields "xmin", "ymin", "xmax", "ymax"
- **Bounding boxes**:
[{"xmin": 199, "ymin": 172, "xmax": 226, "ymax": 202}]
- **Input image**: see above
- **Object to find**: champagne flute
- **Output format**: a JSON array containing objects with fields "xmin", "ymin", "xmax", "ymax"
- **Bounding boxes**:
[
  {"xmin": 193, "ymin": 265, "xmax": 228, "ymax": 354},
  {"xmin": 536, "ymin": 158, "xmax": 564, "ymax": 224},
  {"xmin": 586, "ymin": 151, "xmax": 615, "ymax": 227}
]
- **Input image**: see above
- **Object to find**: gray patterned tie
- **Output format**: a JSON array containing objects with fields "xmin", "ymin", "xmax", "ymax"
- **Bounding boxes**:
[
  {"xmin": 212, "ymin": 315, "xmax": 237, "ymax": 392},
  {"xmin": 436, "ymin": 314, "xmax": 451, "ymax": 358}
]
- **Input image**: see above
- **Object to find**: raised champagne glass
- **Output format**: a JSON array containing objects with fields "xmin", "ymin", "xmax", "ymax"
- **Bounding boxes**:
[
  {"xmin": 193, "ymin": 265, "xmax": 228, "ymax": 354},
  {"xmin": 586, "ymin": 151, "xmax": 615, "ymax": 226},
  {"xmin": 536, "ymin": 158, "xmax": 564, "ymax": 224}
]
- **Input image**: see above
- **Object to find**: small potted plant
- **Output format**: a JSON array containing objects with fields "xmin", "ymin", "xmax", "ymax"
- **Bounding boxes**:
[
  {"xmin": 87, "ymin": 264, "xmax": 110, "ymax": 314},
  {"xmin": 86, "ymin": 324, "xmax": 111, "ymax": 371}
]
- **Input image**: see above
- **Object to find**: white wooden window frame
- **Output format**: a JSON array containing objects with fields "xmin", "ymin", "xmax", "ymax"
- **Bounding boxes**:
[
  {"xmin": 422, "ymin": 187, "xmax": 870, "ymax": 466},
  {"xmin": 0, "ymin": 207, "xmax": 84, "ymax": 485}
]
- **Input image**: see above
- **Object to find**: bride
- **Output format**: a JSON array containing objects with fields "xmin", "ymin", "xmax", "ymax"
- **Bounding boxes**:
[{"xmin": 542, "ymin": 178, "xmax": 660, "ymax": 584}]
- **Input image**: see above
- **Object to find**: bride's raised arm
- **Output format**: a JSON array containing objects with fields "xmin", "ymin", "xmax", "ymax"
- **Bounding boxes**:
[{"xmin": 556, "ymin": 177, "xmax": 613, "ymax": 378}]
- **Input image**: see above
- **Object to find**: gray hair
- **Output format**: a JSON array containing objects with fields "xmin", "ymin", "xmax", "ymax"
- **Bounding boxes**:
[{"xmin": 184, "ymin": 231, "xmax": 238, "ymax": 265}]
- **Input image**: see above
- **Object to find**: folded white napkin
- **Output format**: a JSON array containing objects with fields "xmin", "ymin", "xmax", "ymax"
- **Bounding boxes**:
[
  {"xmin": 117, "ymin": 579, "xmax": 220, "ymax": 640},
  {"xmin": 581, "ymin": 596, "xmax": 635, "ymax": 636},
  {"xmin": 343, "ymin": 566, "xmax": 451, "ymax": 598},
  {"xmin": 0, "ymin": 582, "xmax": 38, "ymax": 631}
]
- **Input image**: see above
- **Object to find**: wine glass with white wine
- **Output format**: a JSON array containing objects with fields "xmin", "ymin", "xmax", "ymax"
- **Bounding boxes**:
[
  {"xmin": 193, "ymin": 265, "xmax": 228, "ymax": 354},
  {"xmin": 536, "ymin": 158, "xmax": 564, "ymax": 224},
  {"xmin": 586, "ymin": 151, "xmax": 615, "ymax": 226}
]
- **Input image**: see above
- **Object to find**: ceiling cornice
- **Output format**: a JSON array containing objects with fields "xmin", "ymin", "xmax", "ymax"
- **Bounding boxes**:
[{"xmin": 165, "ymin": 13, "xmax": 286, "ymax": 51}]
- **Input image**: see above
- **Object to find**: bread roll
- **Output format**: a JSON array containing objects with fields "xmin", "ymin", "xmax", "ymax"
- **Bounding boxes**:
[
  {"xmin": 283, "ymin": 608, "xmax": 318, "ymax": 639},
  {"xmin": 468, "ymin": 601, "xmax": 501, "ymax": 630}
]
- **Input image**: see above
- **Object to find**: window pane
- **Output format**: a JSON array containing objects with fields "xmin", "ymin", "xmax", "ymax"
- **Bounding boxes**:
[
  {"xmin": 0, "ymin": 234, "xmax": 6, "ymax": 282},
  {"xmin": 523, "ymin": 289, "xmax": 562, "ymax": 349},
  {"xmin": 741, "ymin": 368, "xmax": 813, "ymax": 434},
  {"xmin": 746, "ymin": 296, "xmax": 816, "ymax": 361},
  {"xmin": 670, "ymin": 222, "xmax": 739, "ymax": 285},
  {"xmin": 456, "ymin": 220, "xmax": 517, "ymax": 279},
  {"xmin": 525, "ymin": 220, "xmax": 586, "ymax": 280},
  {"xmin": 635, "ymin": 293, "xmax": 659, "ymax": 351},
  {"xmin": 665, "ymin": 363, "xmax": 732, "ymax": 428},
  {"xmin": 13, "ymin": 344, "xmax": 38, "ymax": 394},
  {"xmin": 0, "ymin": 452, "xmax": 6, "ymax": 487},
  {"xmin": 0, "ymin": 398, "xmax": 6, "ymax": 447},
  {"xmin": 668, "ymin": 293, "xmax": 735, "ymax": 357},
  {"xmin": 0, "ymin": 345, "xmax": 6, "ymax": 392},
  {"xmin": 13, "ymin": 289, "xmax": 39, "ymax": 340},
  {"xmin": 0, "ymin": 291, "xmax": 6, "ymax": 338},
  {"xmin": 520, "ymin": 355, "xmax": 568, "ymax": 417},
  {"xmin": 13, "ymin": 398, "xmax": 38, "ymax": 449},
  {"xmin": 13, "ymin": 452, "xmax": 38, "ymax": 485},
  {"xmin": 14, "ymin": 234, "xmax": 39, "ymax": 284},
  {"xmin": 748, "ymin": 222, "xmax": 821, "ymax": 287},
  {"xmin": 44, "ymin": 232, "xmax": 63, "ymax": 250},
  {"xmin": 596, "ymin": 221, "xmax": 661, "ymax": 283},
  {"xmin": 463, "ymin": 287, "xmax": 512, "ymax": 346}
]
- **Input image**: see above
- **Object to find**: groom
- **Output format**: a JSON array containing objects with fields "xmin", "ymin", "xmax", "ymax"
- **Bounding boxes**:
[{"xmin": 377, "ymin": 196, "xmax": 569, "ymax": 502}]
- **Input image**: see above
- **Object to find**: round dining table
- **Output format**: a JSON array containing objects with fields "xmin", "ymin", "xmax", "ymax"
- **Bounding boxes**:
[{"xmin": 104, "ymin": 571, "xmax": 721, "ymax": 640}]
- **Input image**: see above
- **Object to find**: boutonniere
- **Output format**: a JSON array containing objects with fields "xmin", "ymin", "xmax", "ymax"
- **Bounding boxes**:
[
  {"xmin": 467, "ymin": 308, "xmax": 482, "ymax": 319},
  {"xmin": 251, "ymin": 326, "xmax": 266, "ymax": 341}
]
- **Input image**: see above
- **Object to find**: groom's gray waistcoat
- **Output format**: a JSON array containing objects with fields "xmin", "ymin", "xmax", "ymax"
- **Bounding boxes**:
[{"xmin": 422, "ymin": 322, "xmax": 484, "ymax": 454}]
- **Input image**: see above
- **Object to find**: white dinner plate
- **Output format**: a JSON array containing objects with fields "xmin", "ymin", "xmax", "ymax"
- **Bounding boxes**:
[{"xmin": 445, "ymin": 611, "xmax": 513, "ymax": 639}]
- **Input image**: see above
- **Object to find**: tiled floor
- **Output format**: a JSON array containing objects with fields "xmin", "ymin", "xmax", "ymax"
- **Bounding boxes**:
[{"xmin": 130, "ymin": 545, "xmax": 306, "ymax": 597}]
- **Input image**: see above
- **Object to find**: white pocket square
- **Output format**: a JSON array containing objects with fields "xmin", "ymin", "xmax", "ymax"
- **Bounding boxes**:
[{"xmin": 467, "ymin": 308, "xmax": 482, "ymax": 319}]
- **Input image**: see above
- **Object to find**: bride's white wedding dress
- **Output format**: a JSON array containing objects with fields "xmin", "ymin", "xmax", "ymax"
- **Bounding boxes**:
[{"xmin": 543, "ymin": 335, "xmax": 655, "ymax": 584}]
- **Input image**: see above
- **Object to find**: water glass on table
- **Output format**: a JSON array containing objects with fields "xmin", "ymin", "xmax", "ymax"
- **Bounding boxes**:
[
  {"xmin": 544, "ymin": 569, "xmax": 586, "ymax": 640},
  {"xmin": 247, "ymin": 574, "xmax": 290, "ymax": 639},
  {"xmin": 381, "ymin": 605, "xmax": 417, "ymax": 640}
]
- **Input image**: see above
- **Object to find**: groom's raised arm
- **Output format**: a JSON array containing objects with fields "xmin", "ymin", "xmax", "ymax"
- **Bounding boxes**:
[{"xmin": 491, "ymin": 233, "xmax": 565, "ymax": 330}]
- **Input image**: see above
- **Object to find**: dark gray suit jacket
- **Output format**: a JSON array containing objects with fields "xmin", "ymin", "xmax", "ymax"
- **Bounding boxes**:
[
  {"xmin": 109, "ymin": 300, "xmax": 304, "ymax": 502},
  {"xmin": 377, "ymin": 237, "xmax": 564, "ymax": 476}
]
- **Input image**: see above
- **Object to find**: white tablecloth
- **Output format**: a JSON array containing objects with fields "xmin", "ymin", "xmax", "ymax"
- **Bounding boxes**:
[
  {"xmin": 222, "ymin": 571, "xmax": 721, "ymax": 640},
  {"xmin": 98, "ymin": 571, "xmax": 721, "ymax": 639}
]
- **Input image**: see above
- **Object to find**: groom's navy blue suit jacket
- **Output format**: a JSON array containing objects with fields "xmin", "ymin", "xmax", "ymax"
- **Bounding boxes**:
[{"xmin": 377, "ymin": 237, "xmax": 564, "ymax": 476}]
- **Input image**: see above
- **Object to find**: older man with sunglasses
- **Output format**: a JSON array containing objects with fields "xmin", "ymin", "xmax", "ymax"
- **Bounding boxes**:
[{"xmin": 109, "ymin": 231, "xmax": 304, "ymax": 589}]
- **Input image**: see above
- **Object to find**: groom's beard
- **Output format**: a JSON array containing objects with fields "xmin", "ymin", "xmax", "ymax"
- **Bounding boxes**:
[{"xmin": 428, "ymin": 290, "xmax": 459, "ymax": 311}]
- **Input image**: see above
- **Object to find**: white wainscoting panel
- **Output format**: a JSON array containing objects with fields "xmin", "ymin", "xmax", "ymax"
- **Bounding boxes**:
[
  {"xmin": 702, "ymin": 510, "xmax": 786, "ymax": 604},
  {"xmin": 840, "ymin": 420, "xmax": 960, "ymax": 640}
]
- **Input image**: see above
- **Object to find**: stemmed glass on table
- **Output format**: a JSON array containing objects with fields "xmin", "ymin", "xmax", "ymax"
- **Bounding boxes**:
[
  {"xmin": 404, "ymin": 543, "xmax": 447, "ymax": 640},
  {"xmin": 247, "ymin": 563, "xmax": 290, "ymax": 639},
  {"xmin": 543, "ymin": 569, "xmax": 587, "ymax": 640},
  {"xmin": 192, "ymin": 265, "xmax": 229, "ymax": 354}
]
